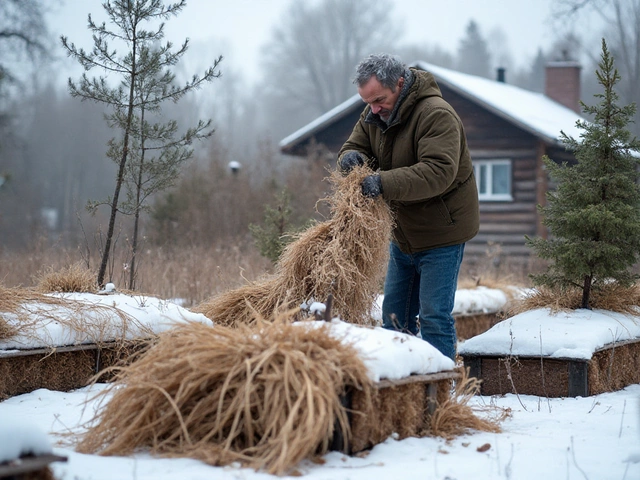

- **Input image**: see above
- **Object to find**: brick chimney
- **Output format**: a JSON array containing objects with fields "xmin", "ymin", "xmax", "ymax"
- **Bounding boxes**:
[{"xmin": 545, "ymin": 61, "xmax": 581, "ymax": 113}]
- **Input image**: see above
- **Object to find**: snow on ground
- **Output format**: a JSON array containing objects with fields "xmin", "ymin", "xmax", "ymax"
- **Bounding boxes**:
[
  {"xmin": 0, "ymin": 412, "xmax": 52, "ymax": 463},
  {"xmin": 1, "ymin": 383, "xmax": 638, "ymax": 480},
  {"xmin": 1, "ymin": 287, "xmax": 639, "ymax": 479}
]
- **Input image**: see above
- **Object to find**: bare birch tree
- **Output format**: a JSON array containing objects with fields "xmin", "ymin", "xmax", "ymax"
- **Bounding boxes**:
[{"xmin": 260, "ymin": 0, "xmax": 401, "ymax": 137}]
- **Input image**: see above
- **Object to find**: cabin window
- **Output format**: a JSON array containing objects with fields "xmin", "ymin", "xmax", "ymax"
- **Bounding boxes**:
[{"xmin": 474, "ymin": 159, "xmax": 512, "ymax": 201}]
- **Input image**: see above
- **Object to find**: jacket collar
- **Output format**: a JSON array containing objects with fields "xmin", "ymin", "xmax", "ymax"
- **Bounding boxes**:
[{"xmin": 364, "ymin": 68, "xmax": 415, "ymax": 132}]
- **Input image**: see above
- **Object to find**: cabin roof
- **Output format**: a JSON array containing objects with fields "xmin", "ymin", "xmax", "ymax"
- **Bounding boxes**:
[{"xmin": 279, "ymin": 60, "xmax": 586, "ymax": 153}]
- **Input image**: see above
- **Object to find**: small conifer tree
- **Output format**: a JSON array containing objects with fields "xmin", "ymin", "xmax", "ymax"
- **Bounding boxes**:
[
  {"xmin": 62, "ymin": 0, "xmax": 221, "ymax": 288},
  {"xmin": 249, "ymin": 190, "xmax": 295, "ymax": 264},
  {"xmin": 526, "ymin": 39, "xmax": 640, "ymax": 309}
]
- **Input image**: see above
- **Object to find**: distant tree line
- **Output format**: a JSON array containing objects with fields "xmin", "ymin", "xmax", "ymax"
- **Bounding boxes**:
[{"xmin": 1, "ymin": 0, "xmax": 639, "ymax": 282}]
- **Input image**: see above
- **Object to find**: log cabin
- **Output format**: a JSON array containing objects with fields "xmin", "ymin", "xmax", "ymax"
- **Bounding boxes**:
[{"xmin": 279, "ymin": 60, "xmax": 585, "ymax": 264}]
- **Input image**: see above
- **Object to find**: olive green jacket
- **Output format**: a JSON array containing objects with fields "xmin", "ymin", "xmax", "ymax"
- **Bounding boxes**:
[{"xmin": 338, "ymin": 68, "xmax": 479, "ymax": 253}]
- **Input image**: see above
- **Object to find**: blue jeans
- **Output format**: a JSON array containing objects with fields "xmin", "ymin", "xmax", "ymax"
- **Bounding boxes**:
[{"xmin": 381, "ymin": 242, "xmax": 465, "ymax": 360}]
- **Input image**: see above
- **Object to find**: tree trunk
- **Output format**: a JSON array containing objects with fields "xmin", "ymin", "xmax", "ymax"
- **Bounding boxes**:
[
  {"xmin": 129, "ymin": 107, "xmax": 146, "ymax": 290},
  {"xmin": 581, "ymin": 274, "xmax": 592, "ymax": 309},
  {"xmin": 97, "ymin": 36, "xmax": 137, "ymax": 288}
]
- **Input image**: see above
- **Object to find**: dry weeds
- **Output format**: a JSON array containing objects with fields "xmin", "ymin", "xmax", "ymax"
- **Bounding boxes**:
[
  {"xmin": 76, "ymin": 317, "xmax": 372, "ymax": 476},
  {"xmin": 430, "ymin": 368, "xmax": 509, "ymax": 439},
  {"xmin": 0, "ymin": 241, "xmax": 271, "ymax": 308},
  {"xmin": 35, "ymin": 262, "xmax": 97, "ymax": 293},
  {"xmin": 194, "ymin": 166, "xmax": 393, "ymax": 327}
]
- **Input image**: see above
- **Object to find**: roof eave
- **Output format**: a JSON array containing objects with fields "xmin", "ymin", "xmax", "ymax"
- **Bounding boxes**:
[{"xmin": 279, "ymin": 96, "xmax": 364, "ymax": 153}]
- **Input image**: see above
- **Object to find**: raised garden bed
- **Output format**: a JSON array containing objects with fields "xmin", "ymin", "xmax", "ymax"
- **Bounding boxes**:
[
  {"xmin": 463, "ymin": 338, "xmax": 640, "ymax": 397},
  {"xmin": 332, "ymin": 371, "xmax": 460, "ymax": 454},
  {"xmin": 455, "ymin": 312, "xmax": 502, "ymax": 341},
  {"xmin": 0, "ymin": 341, "xmax": 145, "ymax": 399},
  {"xmin": 0, "ymin": 292, "xmax": 211, "ymax": 399},
  {"xmin": 459, "ymin": 308, "xmax": 640, "ymax": 397},
  {"xmin": 0, "ymin": 453, "xmax": 67, "ymax": 480}
]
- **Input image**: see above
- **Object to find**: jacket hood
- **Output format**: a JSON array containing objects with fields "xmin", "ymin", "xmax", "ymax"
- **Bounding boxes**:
[{"xmin": 364, "ymin": 67, "xmax": 443, "ymax": 132}]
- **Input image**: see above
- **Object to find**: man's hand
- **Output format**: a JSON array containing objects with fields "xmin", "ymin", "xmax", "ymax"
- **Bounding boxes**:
[
  {"xmin": 361, "ymin": 175, "xmax": 383, "ymax": 198},
  {"xmin": 339, "ymin": 151, "xmax": 365, "ymax": 174}
]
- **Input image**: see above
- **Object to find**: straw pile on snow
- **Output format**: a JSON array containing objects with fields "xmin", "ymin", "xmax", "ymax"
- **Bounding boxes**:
[
  {"xmin": 194, "ymin": 166, "xmax": 393, "ymax": 327},
  {"xmin": 0, "ymin": 284, "xmax": 154, "ymax": 346},
  {"xmin": 77, "ymin": 317, "xmax": 372, "ymax": 475},
  {"xmin": 429, "ymin": 370, "xmax": 507, "ymax": 439},
  {"xmin": 0, "ymin": 285, "xmax": 67, "ymax": 341},
  {"xmin": 1, "ymin": 264, "xmax": 99, "ymax": 342}
]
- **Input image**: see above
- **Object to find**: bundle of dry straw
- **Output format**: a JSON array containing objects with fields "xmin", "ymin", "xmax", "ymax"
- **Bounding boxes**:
[
  {"xmin": 77, "ymin": 317, "xmax": 372, "ymax": 475},
  {"xmin": 429, "ymin": 369, "xmax": 508, "ymax": 439},
  {"xmin": 194, "ymin": 166, "xmax": 394, "ymax": 327}
]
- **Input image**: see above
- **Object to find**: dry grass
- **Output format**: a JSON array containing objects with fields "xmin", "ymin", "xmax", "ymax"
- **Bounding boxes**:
[
  {"xmin": 508, "ymin": 282, "xmax": 640, "ymax": 316},
  {"xmin": 0, "ymin": 285, "xmax": 66, "ymax": 341},
  {"xmin": 430, "ymin": 368, "xmax": 509, "ymax": 439},
  {"xmin": 76, "ymin": 316, "xmax": 372, "ymax": 476},
  {"xmin": 0, "ymin": 284, "xmax": 155, "ymax": 345},
  {"xmin": 0, "ymin": 314, "xmax": 17, "ymax": 340},
  {"xmin": 35, "ymin": 262, "xmax": 97, "ymax": 293},
  {"xmin": 0, "ymin": 241, "xmax": 271, "ymax": 307},
  {"xmin": 194, "ymin": 166, "xmax": 393, "ymax": 327}
]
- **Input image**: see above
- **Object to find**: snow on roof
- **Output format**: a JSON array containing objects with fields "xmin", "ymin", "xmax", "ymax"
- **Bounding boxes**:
[
  {"xmin": 413, "ymin": 61, "xmax": 585, "ymax": 145},
  {"xmin": 280, "ymin": 60, "xmax": 586, "ymax": 151}
]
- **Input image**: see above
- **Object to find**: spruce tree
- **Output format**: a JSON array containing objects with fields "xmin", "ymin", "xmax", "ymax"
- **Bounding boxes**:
[
  {"xmin": 61, "ymin": 0, "xmax": 221, "ymax": 288},
  {"xmin": 456, "ymin": 20, "xmax": 491, "ymax": 79},
  {"xmin": 526, "ymin": 39, "xmax": 640, "ymax": 309}
]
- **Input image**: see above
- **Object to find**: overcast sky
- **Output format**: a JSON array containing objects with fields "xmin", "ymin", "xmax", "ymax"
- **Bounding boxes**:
[{"xmin": 47, "ymin": 0, "xmax": 603, "ymax": 84}]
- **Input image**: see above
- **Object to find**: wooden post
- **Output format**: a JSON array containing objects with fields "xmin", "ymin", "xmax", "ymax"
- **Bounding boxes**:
[{"xmin": 568, "ymin": 360, "xmax": 589, "ymax": 397}]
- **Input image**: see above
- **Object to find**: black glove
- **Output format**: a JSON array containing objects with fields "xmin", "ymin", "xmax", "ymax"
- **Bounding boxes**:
[
  {"xmin": 339, "ymin": 151, "xmax": 365, "ymax": 174},
  {"xmin": 361, "ymin": 175, "xmax": 383, "ymax": 198}
]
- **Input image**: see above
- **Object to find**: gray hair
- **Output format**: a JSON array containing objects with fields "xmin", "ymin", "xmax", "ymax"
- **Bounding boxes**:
[{"xmin": 353, "ymin": 53, "xmax": 406, "ymax": 91}]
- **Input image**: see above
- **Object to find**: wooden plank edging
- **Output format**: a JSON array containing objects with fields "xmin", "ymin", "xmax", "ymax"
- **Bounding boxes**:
[
  {"xmin": 375, "ymin": 371, "xmax": 461, "ymax": 389},
  {"xmin": 0, "ymin": 454, "xmax": 67, "ymax": 478}
]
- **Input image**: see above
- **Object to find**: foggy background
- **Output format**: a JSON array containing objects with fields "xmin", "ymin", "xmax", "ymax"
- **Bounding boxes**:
[{"xmin": 0, "ymin": 0, "xmax": 635, "ymax": 264}]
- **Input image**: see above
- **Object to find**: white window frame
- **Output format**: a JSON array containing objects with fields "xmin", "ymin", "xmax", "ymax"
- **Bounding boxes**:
[{"xmin": 474, "ymin": 159, "xmax": 513, "ymax": 201}]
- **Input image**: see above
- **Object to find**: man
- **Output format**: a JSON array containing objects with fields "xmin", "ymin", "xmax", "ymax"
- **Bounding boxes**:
[{"xmin": 338, "ymin": 53, "xmax": 479, "ymax": 360}]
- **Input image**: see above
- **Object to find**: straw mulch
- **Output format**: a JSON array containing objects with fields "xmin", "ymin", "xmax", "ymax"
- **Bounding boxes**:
[
  {"xmin": 508, "ymin": 282, "xmax": 640, "ymax": 316},
  {"xmin": 76, "ymin": 317, "xmax": 373, "ymax": 476},
  {"xmin": 349, "ymin": 367, "xmax": 508, "ymax": 452},
  {"xmin": 429, "ymin": 369, "xmax": 508, "ymax": 440},
  {"xmin": 0, "ymin": 284, "xmax": 154, "ymax": 346},
  {"xmin": 0, "ymin": 285, "xmax": 66, "ymax": 341},
  {"xmin": 194, "ymin": 166, "xmax": 394, "ymax": 327}
]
